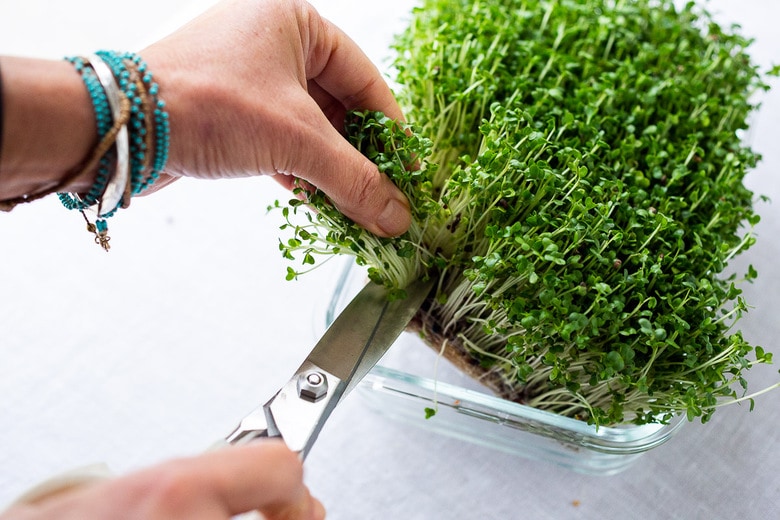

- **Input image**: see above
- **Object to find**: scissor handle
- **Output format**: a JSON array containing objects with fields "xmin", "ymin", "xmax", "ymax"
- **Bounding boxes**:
[{"xmin": 225, "ymin": 407, "xmax": 273, "ymax": 445}]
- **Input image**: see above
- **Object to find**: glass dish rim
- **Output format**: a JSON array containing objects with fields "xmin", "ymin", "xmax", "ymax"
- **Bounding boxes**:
[{"xmin": 364, "ymin": 364, "xmax": 686, "ymax": 454}]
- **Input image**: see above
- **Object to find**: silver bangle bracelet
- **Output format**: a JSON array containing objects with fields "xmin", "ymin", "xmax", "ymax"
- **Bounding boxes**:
[{"xmin": 82, "ymin": 53, "xmax": 130, "ymax": 218}]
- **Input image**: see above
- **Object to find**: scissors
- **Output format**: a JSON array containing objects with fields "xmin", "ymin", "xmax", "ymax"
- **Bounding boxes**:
[{"xmin": 224, "ymin": 278, "xmax": 433, "ymax": 459}]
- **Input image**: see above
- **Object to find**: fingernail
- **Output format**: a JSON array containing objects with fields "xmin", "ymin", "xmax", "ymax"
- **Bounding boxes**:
[{"xmin": 377, "ymin": 196, "xmax": 411, "ymax": 237}]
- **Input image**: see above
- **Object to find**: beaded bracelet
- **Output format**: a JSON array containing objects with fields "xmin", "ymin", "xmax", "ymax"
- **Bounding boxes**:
[
  {"xmin": 59, "ymin": 57, "xmax": 115, "ymax": 211},
  {"xmin": 0, "ymin": 58, "xmax": 120, "ymax": 213},
  {"xmin": 94, "ymin": 51, "xmax": 170, "ymax": 197},
  {"xmin": 59, "ymin": 51, "xmax": 170, "ymax": 251},
  {"xmin": 86, "ymin": 53, "xmax": 130, "ymax": 218}
]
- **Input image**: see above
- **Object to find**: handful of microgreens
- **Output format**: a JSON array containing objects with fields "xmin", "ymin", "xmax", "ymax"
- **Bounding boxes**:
[{"xmin": 274, "ymin": 0, "xmax": 778, "ymax": 426}]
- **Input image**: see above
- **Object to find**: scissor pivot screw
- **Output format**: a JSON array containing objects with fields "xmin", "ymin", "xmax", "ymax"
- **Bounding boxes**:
[{"xmin": 298, "ymin": 370, "xmax": 328, "ymax": 402}]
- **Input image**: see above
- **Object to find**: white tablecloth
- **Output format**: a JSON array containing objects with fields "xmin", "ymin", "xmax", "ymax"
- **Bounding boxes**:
[{"xmin": 1, "ymin": 1, "xmax": 778, "ymax": 518}]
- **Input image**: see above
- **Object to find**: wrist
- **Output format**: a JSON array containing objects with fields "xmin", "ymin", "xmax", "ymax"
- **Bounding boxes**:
[{"xmin": 0, "ymin": 56, "xmax": 98, "ymax": 199}]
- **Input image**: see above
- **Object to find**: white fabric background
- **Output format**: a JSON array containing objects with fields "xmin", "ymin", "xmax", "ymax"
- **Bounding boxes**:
[{"xmin": 1, "ymin": 1, "xmax": 778, "ymax": 518}]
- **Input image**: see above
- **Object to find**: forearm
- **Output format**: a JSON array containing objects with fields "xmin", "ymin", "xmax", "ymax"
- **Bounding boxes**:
[{"xmin": 0, "ymin": 56, "xmax": 97, "ymax": 200}]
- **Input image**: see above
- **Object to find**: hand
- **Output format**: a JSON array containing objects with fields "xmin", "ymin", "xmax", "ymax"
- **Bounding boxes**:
[
  {"xmin": 143, "ymin": 0, "xmax": 411, "ymax": 237},
  {"xmin": 1, "ymin": 441, "xmax": 324, "ymax": 520},
  {"xmin": 0, "ymin": 0, "xmax": 410, "ymax": 236}
]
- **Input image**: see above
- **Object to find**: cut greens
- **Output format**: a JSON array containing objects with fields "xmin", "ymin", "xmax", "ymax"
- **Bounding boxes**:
[{"xmin": 275, "ymin": 0, "xmax": 776, "ymax": 426}]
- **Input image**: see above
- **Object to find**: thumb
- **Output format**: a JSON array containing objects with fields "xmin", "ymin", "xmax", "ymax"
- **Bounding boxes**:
[{"xmin": 290, "ymin": 119, "xmax": 412, "ymax": 238}]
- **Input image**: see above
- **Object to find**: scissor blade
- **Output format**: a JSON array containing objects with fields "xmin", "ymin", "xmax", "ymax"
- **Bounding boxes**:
[
  {"xmin": 224, "ymin": 278, "xmax": 433, "ymax": 458},
  {"xmin": 305, "ymin": 279, "xmax": 433, "ymax": 399}
]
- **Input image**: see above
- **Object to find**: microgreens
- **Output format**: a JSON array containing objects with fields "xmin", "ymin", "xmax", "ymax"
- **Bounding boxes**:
[{"xmin": 274, "ymin": 0, "xmax": 776, "ymax": 425}]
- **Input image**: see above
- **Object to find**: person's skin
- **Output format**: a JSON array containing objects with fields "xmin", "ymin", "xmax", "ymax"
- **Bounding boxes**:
[
  {"xmin": 0, "ymin": 0, "xmax": 414, "ymax": 516},
  {"xmin": 1, "ymin": 441, "xmax": 325, "ymax": 520},
  {"xmin": 0, "ymin": 0, "xmax": 412, "ymax": 238}
]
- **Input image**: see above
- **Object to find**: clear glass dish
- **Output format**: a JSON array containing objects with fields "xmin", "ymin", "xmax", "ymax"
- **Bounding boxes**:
[{"xmin": 326, "ymin": 261, "xmax": 685, "ymax": 476}]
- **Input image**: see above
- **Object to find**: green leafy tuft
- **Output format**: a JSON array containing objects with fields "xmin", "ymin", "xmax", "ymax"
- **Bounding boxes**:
[{"xmin": 274, "ymin": 0, "xmax": 776, "ymax": 426}]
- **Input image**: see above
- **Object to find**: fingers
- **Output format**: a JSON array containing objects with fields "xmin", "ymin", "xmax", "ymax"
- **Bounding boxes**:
[
  {"xmin": 319, "ymin": 136, "xmax": 412, "ymax": 238},
  {"xmin": 0, "ymin": 442, "xmax": 324, "ymax": 520},
  {"xmin": 303, "ymin": 7, "xmax": 404, "ymax": 122},
  {"xmin": 172, "ymin": 441, "xmax": 323, "ymax": 520},
  {"xmin": 281, "ymin": 97, "xmax": 412, "ymax": 237},
  {"xmin": 290, "ymin": 8, "xmax": 411, "ymax": 237},
  {"xmin": 119, "ymin": 441, "xmax": 324, "ymax": 520}
]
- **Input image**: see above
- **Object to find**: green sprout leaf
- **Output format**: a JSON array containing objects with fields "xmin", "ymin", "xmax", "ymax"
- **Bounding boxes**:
[{"xmin": 273, "ymin": 0, "xmax": 776, "ymax": 426}]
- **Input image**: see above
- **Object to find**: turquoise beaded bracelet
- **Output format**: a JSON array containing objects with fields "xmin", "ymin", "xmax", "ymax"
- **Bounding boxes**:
[
  {"xmin": 59, "ymin": 57, "xmax": 114, "ymax": 210},
  {"xmin": 94, "ymin": 50, "xmax": 170, "ymax": 198},
  {"xmin": 60, "ymin": 51, "xmax": 170, "ymax": 251}
]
